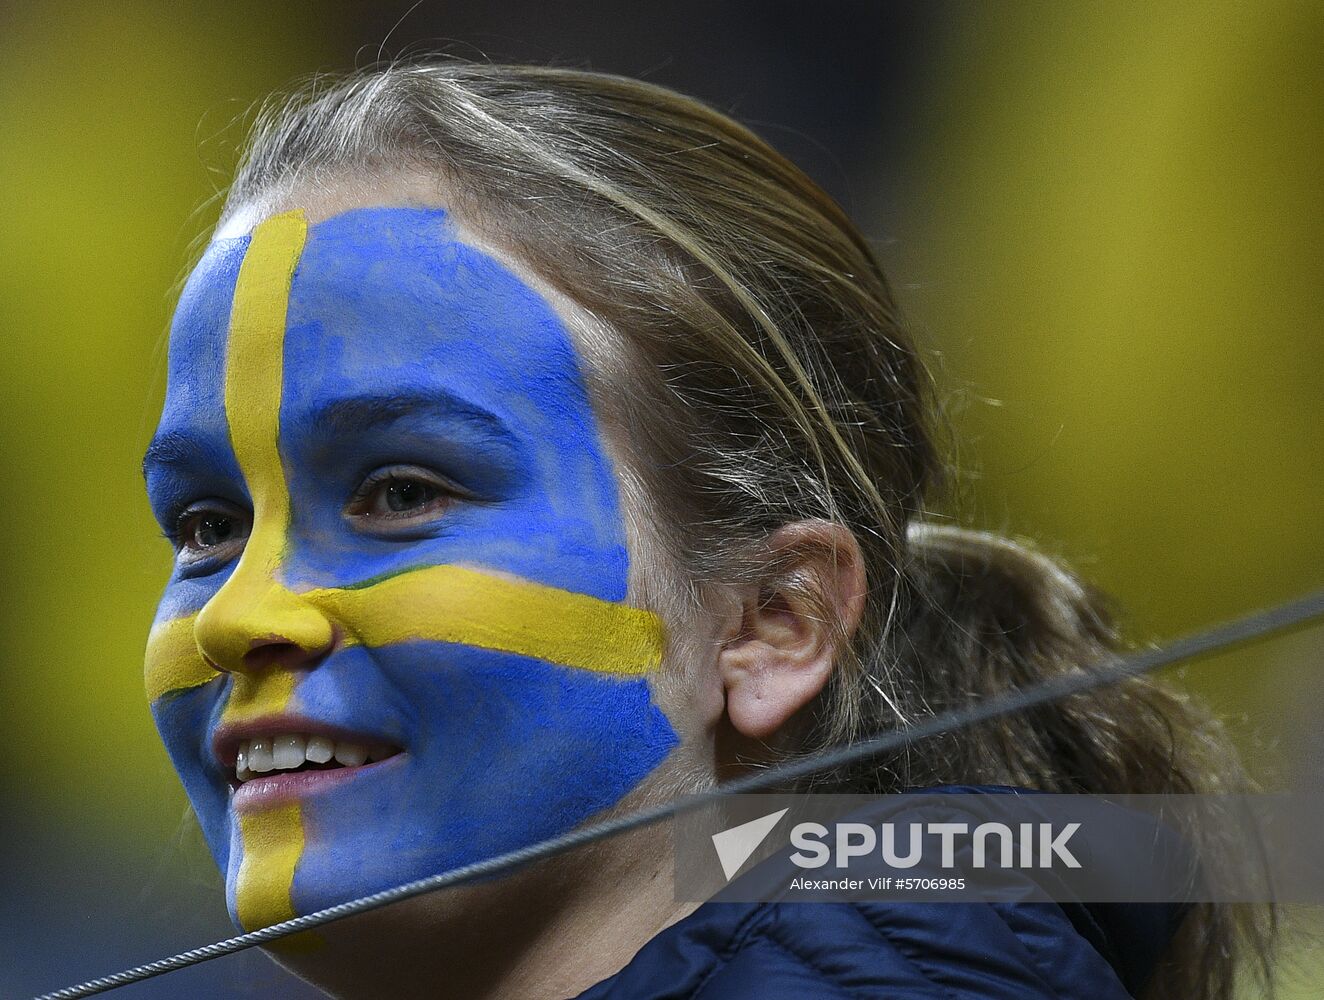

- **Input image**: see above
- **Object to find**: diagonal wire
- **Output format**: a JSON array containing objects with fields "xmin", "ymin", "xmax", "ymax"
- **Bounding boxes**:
[{"xmin": 30, "ymin": 587, "xmax": 1324, "ymax": 1000}]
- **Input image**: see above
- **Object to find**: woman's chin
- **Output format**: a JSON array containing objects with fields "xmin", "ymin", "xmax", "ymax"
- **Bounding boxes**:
[{"xmin": 224, "ymin": 841, "xmax": 499, "ymax": 936}]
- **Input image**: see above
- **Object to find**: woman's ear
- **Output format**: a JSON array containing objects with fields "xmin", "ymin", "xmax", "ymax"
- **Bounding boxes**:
[{"xmin": 717, "ymin": 520, "xmax": 867, "ymax": 742}]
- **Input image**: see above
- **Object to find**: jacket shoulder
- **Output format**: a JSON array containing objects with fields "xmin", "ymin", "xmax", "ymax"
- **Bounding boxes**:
[{"xmin": 579, "ymin": 898, "xmax": 1134, "ymax": 999}]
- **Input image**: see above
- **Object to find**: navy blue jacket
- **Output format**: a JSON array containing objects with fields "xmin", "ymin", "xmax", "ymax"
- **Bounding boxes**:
[{"xmin": 579, "ymin": 790, "xmax": 1187, "ymax": 999}]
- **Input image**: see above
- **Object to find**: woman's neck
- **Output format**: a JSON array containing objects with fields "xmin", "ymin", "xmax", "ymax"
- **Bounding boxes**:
[{"xmin": 275, "ymin": 827, "xmax": 696, "ymax": 1000}]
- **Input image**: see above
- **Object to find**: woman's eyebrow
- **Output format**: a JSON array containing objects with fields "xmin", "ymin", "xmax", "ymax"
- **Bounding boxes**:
[
  {"xmin": 141, "ymin": 430, "xmax": 227, "ymax": 481},
  {"xmin": 311, "ymin": 391, "xmax": 518, "ymax": 447},
  {"xmin": 143, "ymin": 393, "xmax": 518, "ymax": 482}
]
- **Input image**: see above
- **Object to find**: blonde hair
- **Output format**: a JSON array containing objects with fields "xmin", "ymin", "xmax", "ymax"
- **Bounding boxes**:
[{"xmin": 220, "ymin": 61, "xmax": 1268, "ymax": 999}]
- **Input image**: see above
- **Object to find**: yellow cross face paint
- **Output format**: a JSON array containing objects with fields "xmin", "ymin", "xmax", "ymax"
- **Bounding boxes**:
[{"xmin": 213, "ymin": 210, "xmax": 308, "ymax": 931}]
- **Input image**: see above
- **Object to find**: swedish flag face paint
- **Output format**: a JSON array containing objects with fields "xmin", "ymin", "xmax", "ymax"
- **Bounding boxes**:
[{"xmin": 143, "ymin": 206, "xmax": 678, "ymax": 931}]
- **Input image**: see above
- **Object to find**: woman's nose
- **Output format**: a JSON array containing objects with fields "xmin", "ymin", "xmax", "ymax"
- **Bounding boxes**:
[{"xmin": 194, "ymin": 565, "xmax": 335, "ymax": 675}]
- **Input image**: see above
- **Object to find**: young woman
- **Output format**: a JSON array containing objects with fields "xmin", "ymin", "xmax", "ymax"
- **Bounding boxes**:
[{"xmin": 141, "ymin": 62, "xmax": 1264, "ymax": 999}]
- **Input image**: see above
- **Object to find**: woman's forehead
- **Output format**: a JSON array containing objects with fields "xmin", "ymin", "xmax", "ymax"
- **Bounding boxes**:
[{"xmin": 164, "ymin": 205, "xmax": 595, "ymax": 437}]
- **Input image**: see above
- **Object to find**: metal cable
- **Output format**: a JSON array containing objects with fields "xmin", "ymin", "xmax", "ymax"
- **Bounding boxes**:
[{"xmin": 30, "ymin": 586, "xmax": 1324, "ymax": 1000}]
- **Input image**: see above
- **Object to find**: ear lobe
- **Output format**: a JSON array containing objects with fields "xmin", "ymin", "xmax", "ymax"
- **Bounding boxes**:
[{"xmin": 718, "ymin": 521, "xmax": 867, "ymax": 743}]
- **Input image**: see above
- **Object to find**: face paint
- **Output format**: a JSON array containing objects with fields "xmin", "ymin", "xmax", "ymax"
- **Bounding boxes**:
[{"xmin": 144, "ymin": 206, "xmax": 678, "ymax": 931}]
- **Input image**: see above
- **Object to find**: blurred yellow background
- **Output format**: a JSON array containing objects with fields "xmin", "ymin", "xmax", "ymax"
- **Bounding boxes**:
[
  {"xmin": 895, "ymin": 1, "xmax": 1324, "ymax": 762},
  {"xmin": 1, "ymin": 1, "xmax": 1319, "ymax": 996}
]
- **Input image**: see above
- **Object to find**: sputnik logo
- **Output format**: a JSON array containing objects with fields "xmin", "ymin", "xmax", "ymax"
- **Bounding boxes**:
[{"xmin": 711, "ymin": 808, "xmax": 790, "ymax": 881}]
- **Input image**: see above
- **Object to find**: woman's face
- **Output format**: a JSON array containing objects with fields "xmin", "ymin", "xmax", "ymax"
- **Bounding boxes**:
[{"xmin": 143, "ymin": 202, "xmax": 679, "ymax": 931}]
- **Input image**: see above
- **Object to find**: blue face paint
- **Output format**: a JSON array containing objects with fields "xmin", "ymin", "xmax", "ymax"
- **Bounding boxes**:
[{"xmin": 145, "ymin": 207, "xmax": 678, "ymax": 927}]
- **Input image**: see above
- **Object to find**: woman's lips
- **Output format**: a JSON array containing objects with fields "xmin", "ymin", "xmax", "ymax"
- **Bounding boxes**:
[
  {"xmin": 211, "ymin": 718, "xmax": 403, "ymax": 812},
  {"xmin": 230, "ymin": 751, "xmax": 406, "ymax": 812}
]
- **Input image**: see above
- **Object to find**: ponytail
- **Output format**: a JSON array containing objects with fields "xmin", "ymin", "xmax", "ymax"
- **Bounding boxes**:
[{"xmin": 806, "ymin": 523, "xmax": 1271, "ymax": 1000}]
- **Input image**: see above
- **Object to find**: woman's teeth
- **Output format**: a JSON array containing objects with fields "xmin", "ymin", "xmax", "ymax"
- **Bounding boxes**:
[{"xmin": 234, "ymin": 733, "xmax": 395, "ymax": 783}]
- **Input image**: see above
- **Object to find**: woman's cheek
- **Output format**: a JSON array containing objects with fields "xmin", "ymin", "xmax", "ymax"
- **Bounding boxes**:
[
  {"xmin": 149, "ymin": 680, "xmax": 233, "ymax": 869},
  {"xmin": 277, "ymin": 641, "xmax": 678, "ymax": 919}
]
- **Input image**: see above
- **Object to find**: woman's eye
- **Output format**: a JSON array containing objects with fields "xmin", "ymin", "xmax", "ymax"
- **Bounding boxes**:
[
  {"xmin": 346, "ymin": 469, "xmax": 455, "ymax": 525},
  {"xmin": 175, "ymin": 505, "xmax": 251, "ymax": 562}
]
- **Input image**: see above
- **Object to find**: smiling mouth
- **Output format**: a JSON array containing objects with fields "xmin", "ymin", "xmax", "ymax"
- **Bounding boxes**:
[{"xmin": 234, "ymin": 732, "xmax": 400, "ymax": 784}]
